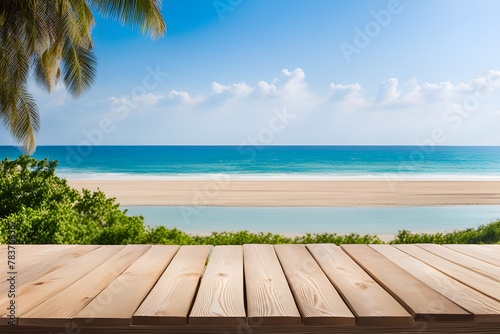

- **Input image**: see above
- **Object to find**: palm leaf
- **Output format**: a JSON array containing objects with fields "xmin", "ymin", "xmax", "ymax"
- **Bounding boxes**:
[
  {"xmin": 33, "ymin": 42, "xmax": 64, "ymax": 92},
  {"xmin": 87, "ymin": 0, "xmax": 166, "ymax": 39},
  {"xmin": 12, "ymin": 86, "xmax": 41, "ymax": 154},
  {"xmin": 0, "ymin": 84, "xmax": 40, "ymax": 154},
  {"xmin": 62, "ymin": 38, "xmax": 96, "ymax": 97}
]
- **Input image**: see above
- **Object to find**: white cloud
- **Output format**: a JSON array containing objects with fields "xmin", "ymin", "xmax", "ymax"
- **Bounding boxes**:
[
  {"xmin": 207, "ymin": 68, "xmax": 309, "ymax": 100},
  {"xmin": 329, "ymin": 82, "xmax": 363, "ymax": 103},
  {"xmin": 246, "ymin": 68, "xmax": 310, "ymax": 100},
  {"xmin": 109, "ymin": 92, "xmax": 166, "ymax": 110},
  {"xmin": 211, "ymin": 82, "xmax": 253, "ymax": 97},
  {"xmin": 167, "ymin": 90, "xmax": 205, "ymax": 105},
  {"xmin": 341, "ymin": 71, "xmax": 500, "ymax": 108},
  {"xmin": 376, "ymin": 78, "xmax": 401, "ymax": 105},
  {"xmin": 279, "ymin": 68, "xmax": 308, "ymax": 97},
  {"xmin": 105, "ymin": 69, "xmax": 500, "ymax": 117},
  {"xmin": 36, "ymin": 68, "xmax": 500, "ymax": 146},
  {"xmin": 257, "ymin": 80, "xmax": 278, "ymax": 95},
  {"xmin": 461, "ymin": 70, "xmax": 500, "ymax": 92},
  {"xmin": 149, "ymin": 68, "xmax": 312, "ymax": 108},
  {"xmin": 133, "ymin": 92, "xmax": 166, "ymax": 105}
]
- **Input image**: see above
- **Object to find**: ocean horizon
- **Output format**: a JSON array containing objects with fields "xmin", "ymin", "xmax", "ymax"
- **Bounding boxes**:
[{"xmin": 2, "ymin": 145, "xmax": 500, "ymax": 180}]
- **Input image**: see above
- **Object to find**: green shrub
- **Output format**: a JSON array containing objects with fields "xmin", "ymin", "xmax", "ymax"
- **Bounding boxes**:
[
  {"xmin": 392, "ymin": 220, "xmax": 500, "ymax": 244},
  {"xmin": 0, "ymin": 156, "xmax": 147, "ymax": 244}
]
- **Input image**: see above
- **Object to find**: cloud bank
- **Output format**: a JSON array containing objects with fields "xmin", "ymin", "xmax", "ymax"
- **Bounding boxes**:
[{"xmin": 31, "ymin": 68, "xmax": 500, "ymax": 146}]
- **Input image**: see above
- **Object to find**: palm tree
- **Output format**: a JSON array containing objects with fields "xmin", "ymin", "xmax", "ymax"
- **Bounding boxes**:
[{"xmin": 0, "ymin": 0, "xmax": 165, "ymax": 153}]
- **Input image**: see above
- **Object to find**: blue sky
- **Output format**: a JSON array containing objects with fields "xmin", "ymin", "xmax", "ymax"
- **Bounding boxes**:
[{"xmin": 3, "ymin": 0, "xmax": 500, "ymax": 147}]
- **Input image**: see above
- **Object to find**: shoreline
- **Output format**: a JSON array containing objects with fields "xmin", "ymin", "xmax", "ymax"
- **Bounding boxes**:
[
  {"xmin": 67, "ymin": 180, "xmax": 500, "ymax": 207},
  {"xmin": 59, "ymin": 172, "xmax": 500, "ymax": 181}
]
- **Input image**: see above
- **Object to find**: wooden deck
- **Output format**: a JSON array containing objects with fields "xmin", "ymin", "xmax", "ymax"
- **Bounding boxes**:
[{"xmin": 1, "ymin": 244, "xmax": 499, "ymax": 333}]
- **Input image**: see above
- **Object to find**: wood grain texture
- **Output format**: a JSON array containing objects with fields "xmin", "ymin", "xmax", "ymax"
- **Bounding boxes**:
[
  {"xmin": 3, "ymin": 245, "xmax": 79, "ymax": 289},
  {"xmin": 19, "ymin": 245, "xmax": 151, "ymax": 327},
  {"xmin": 274, "ymin": 244, "xmax": 355, "ymax": 326},
  {"xmin": 189, "ymin": 246, "xmax": 246, "ymax": 326},
  {"xmin": 307, "ymin": 244, "xmax": 412, "ymax": 326},
  {"xmin": 0, "ymin": 245, "xmax": 50, "ymax": 260},
  {"xmin": 0, "ymin": 245, "xmax": 74, "ymax": 292},
  {"xmin": 132, "ymin": 245, "xmax": 211, "ymax": 326},
  {"xmin": 17, "ymin": 245, "xmax": 78, "ymax": 267},
  {"xmin": 74, "ymin": 245, "xmax": 180, "ymax": 327},
  {"xmin": 2, "ymin": 244, "xmax": 499, "ymax": 331},
  {"xmin": 480, "ymin": 245, "xmax": 500, "ymax": 249},
  {"xmin": 341, "ymin": 244, "xmax": 472, "ymax": 322},
  {"xmin": 6, "ymin": 246, "xmax": 98, "ymax": 291},
  {"xmin": 395, "ymin": 245, "xmax": 500, "ymax": 302},
  {"xmin": 417, "ymin": 244, "xmax": 500, "ymax": 282},
  {"xmin": 0, "ymin": 246, "xmax": 124, "ymax": 326},
  {"xmin": 444, "ymin": 245, "xmax": 500, "ymax": 267},
  {"xmin": 371, "ymin": 245, "xmax": 500, "ymax": 322},
  {"xmin": 243, "ymin": 244, "xmax": 301, "ymax": 326}
]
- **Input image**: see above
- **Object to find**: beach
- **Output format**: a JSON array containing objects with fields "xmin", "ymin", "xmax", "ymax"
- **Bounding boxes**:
[{"xmin": 67, "ymin": 180, "xmax": 500, "ymax": 207}]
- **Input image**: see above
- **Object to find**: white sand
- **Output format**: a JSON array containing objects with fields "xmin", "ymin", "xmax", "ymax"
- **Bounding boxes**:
[{"xmin": 67, "ymin": 180, "xmax": 500, "ymax": 207}]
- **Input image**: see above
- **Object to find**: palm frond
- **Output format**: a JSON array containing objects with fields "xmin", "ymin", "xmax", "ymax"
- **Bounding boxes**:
[
  {"xmin": 88, "ymin": 0, "xmax": 166, "ymax": 39},
  {"xmin": 67, "ymin": 0, "xmax": 95, "ymax": 48},
  {"xmin": 33, "ymin": 42, "xmax": 63, "ymax": 92},
  {"xmin": 12, "ymin": 86, "xmax": 41, "ymax": 154},
  {"xmin": 0, "ymin": 84, "xmax": 40, "ymax": 155},
  {"xmin": 62, "ymin": 38, "xmax": 96, "ymax": 97}
]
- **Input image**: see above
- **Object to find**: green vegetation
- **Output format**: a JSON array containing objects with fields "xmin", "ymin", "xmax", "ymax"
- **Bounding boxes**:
[
  {"xmin": 0, "ymin": 156, "xmax": 147, "ymax": 244},
  {"xmin": 392, "ymin": 223, "xmax": 500, "ymax": 244},
  {"xmin": 1, "ymin": 156, "xmax": 499, "ymax": 245}
]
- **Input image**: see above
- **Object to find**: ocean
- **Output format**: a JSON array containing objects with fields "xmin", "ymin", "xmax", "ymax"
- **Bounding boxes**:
[
  {"xmin": 2, "ymin": 145, "xmax": 500, "ymax": 236},
  {"xmin": 2, "ymin": 145, "xmax": 500, "ymax": 180}
]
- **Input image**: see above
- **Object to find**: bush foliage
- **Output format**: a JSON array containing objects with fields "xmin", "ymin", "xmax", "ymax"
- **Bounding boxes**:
[{"xmin": 1, "ymin": 156, "xmax": 499, "ymax": 245}]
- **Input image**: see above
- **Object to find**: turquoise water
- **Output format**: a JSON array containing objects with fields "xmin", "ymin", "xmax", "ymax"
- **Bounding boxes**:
[
  {"xmin": 2, "ymin": 145, "xmax": 500, "ymax": 179},
  {"xmin": 123, "ymin": 205, "xmax": 500, "ymax": 239}
]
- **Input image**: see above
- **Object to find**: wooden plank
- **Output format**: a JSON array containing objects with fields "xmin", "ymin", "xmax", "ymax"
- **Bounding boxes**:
[
  {"xmin": 307, "ymin": 244, "xmax": 412, "ymax": 326},
  {"xmin": 341, "ymin": 244, "xmax": 472, "ymax": 322},
  {"xmin": 189, "ymin": 246, "xmax": 246, "ymax": 326},
  {"xmin": 395, "ymin": 245, "xmax": 500, "ymax": 302},
  {"xmin": 17, "ymin": 245, "xmax": 78, "ymax": 268},
  {"xmin": 274, "ymin": 244, "xmax": 355, "ymax": 326},
  {"xmin": 372, "ymin": 245, "xmax": 500, "ymax": 322},
  {"xmin": 19, "ymin": 245, "xmax": 151, "ymax": 327},
  {"xmin": 243, "ymin": 244, "xmax": 301, "ymax": 326},
  {"xmin": 480, "ymin": 245, "xmax": 500, "ymax": 249},
  {"xmin": 3, "ymin": 245, "xmax": 77, "ymax": 282},
  {"xmin": 418, "ymin": 244, "xmax": 500, "ymax": 282},
  {"xmin": 74, "ymin": 245, "xmax": 180, "ymax": 327},
  {"xmin": 0, "ymin": 246, "xmax": 124, "ymax": 326},
  {"xmin": 1, "ymin": 246, "xmax": 99, "ymax": 293},
  {"xmin": 132, "ymin": 245, "xmax": 211, "ymax": 326},
  {"xmin": 444, "ymin": 245, "xmax": 500, "ymax": 267}
]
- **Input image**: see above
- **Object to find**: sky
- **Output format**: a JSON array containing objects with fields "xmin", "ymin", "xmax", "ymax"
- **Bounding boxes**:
[{"xmin": 3, "ymin": 0, "xmax": 500, "ymax": 147}]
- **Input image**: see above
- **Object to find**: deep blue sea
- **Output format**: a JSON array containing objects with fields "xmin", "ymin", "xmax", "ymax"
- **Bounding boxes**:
[
  {"xmin": 2, "ymin": 145, "xmax": 500, "ymax": 180},
  {"xmin": 3, "ymin": 145, "xmax": 500, "ymax": 235}
]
